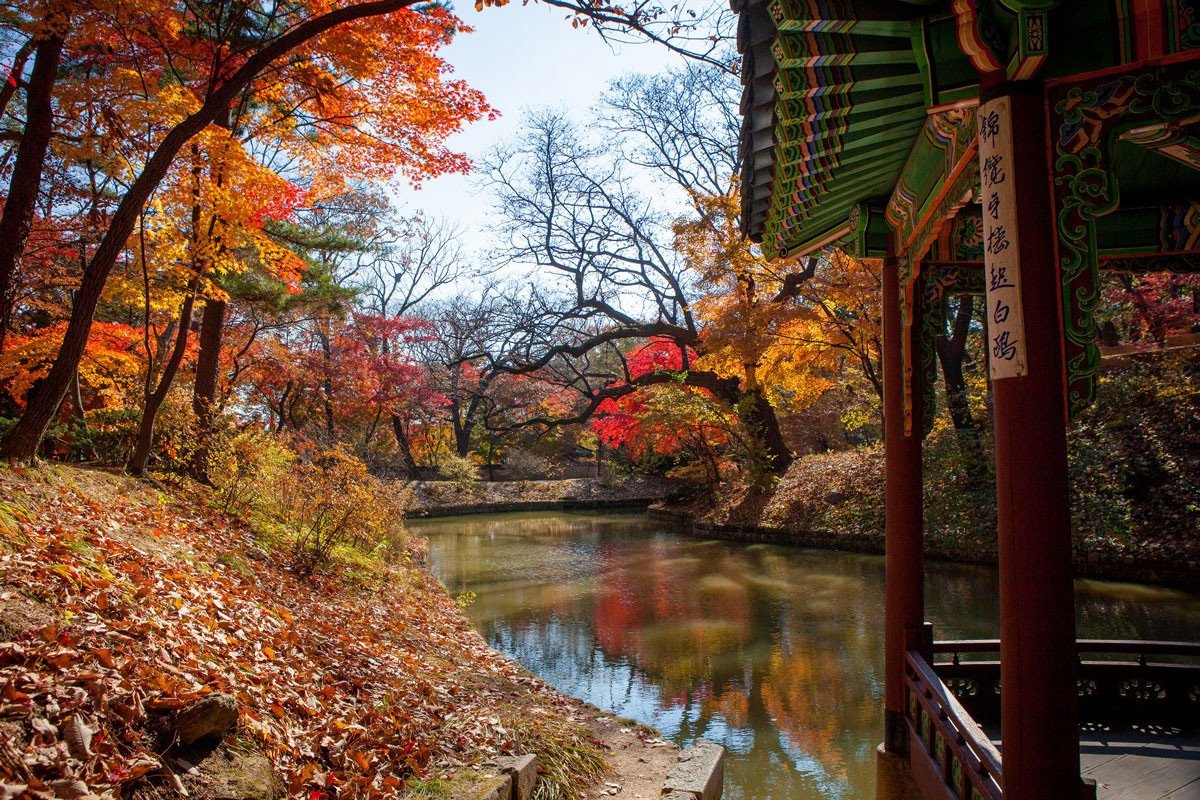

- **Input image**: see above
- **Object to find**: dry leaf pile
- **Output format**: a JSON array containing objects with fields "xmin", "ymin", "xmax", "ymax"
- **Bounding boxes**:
[{"xmin": 0, "ymin": 468, "xmax": 601, "ymax": 800}]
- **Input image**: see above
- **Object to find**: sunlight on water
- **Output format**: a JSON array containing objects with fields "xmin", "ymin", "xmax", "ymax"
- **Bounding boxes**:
[{"xmin": 414, "ymin": 512, "xmax": 1200, "ymax": 800}]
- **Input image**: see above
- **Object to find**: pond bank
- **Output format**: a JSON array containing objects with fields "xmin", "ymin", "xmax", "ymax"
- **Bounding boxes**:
[
  {"xmin": 645, "ymin": 507, "xmax": 1200, "ymax": 591},
  {"xmin": 0, "ymin": 465, "xmax": 670, "ymax": 800}
]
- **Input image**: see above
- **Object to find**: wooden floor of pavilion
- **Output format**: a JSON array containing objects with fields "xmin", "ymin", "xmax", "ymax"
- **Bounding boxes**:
[
  {"xmin": 983, "ymin": 725, "xmax": 1200, "ymax": 799},
  {"xmin": 1081, "ymin": 726, "xmax": 1200, "ymax": 800}
]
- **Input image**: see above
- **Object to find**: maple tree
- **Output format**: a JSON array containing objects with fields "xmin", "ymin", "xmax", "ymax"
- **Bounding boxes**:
[
  {"xmin": 327, "ymin": 313, "xmax": 444, "ymax": 461},
  {"xmin": 770, "ymin": 250, "xmax": 883, "ymax": 419},
  {"xmin": 0, "ymin": 0, "xmax": 493, "ymax": 461},
  {"xmin": 0, "ymin": 321, "xmax": 142, "ymax": 415},
  {"xmin": 1101, "ymin": 273, "xmax": 1200, "ymax": 346},
  {"xmin": 591, "ymin": 340, "xmax": 737, "ymax": 485}
]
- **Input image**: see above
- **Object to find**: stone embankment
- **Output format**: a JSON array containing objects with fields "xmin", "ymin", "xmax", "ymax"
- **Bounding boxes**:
[
  {"xmin": 648, "ymin": 508, "xmax": 1200, "ymax": 590},
  {"xmin": 409, "ymin": 478, "xmax": 675, "ymax": 518},
  {"xmin": 452, "ymin": 737, "xmax": 726, "ymax": 800},
  {"xmin": 662, "ymin": 741, "xmax": 725, "ymax": 800}
]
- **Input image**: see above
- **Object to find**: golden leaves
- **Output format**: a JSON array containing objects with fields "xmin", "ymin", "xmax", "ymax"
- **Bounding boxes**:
[{"xmin": 672, "ymin": 187, "xmax": 882, "ymax": 414}]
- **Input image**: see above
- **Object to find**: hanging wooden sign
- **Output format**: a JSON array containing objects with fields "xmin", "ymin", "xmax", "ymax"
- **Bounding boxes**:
[{"xmin": 978, "ymin": 97, "xmax": 1028, "ymax": 380}]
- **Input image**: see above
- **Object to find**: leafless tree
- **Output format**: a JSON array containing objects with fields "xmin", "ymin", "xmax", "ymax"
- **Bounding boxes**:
[
  {"xmin": 349, "ymin": 213, "xmax": 467, "ymax": 318},
  {"xmin": 509, "ymin": 0, "xmax": 736, "ymax": 73},
  {"xmin": 481, "ymin": 101, "xmax": 792, "ymax": 471},
  {"xmin": 413, "ymin": 284, "xmax": 520, "ymax": 458},
  {"xmin": 600, "ymin": 62, "xmax": 740, "ymax": 199}
]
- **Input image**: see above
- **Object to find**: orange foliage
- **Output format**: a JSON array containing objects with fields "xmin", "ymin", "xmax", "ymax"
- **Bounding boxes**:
[{"xmin": 0, "ymin": 322, "xmax": 143, "ymax": 410}]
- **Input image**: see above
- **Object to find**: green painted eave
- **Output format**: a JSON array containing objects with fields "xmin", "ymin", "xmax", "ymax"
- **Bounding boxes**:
[{"xmin": 737, "ymin": 0, "xmax": 936, "ymax": 260}]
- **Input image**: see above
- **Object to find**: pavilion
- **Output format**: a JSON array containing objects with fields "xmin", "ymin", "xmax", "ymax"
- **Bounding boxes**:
[{"xmin": 730, "ymin": 1, "xmax": 1200, "ymax": 798}]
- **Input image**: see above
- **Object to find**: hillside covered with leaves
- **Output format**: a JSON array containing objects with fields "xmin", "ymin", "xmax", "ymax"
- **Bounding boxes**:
[{"xmin": 0, "ymin": 466, "xmax": 606, "ymax": 800}]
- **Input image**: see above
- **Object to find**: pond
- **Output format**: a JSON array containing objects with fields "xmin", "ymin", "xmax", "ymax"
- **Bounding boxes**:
[{"xmin": 413, "ymin": 512, "xmax": 1200, "ymax": 800}]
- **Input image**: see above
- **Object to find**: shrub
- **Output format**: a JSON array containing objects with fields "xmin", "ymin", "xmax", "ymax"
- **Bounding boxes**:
[
  {"xmin": 273, "ymin": 447, "xmax": 412, "ymax": 573},
  {"xmin": 208, "ymin": 428, "xmax": 293, "ymax": 515},
  {"xmin": 148, "ymin": 392, "xmax": 201, "ymax": 473},
  {"xmin": 437, "ymin": 452, "xmax": 479, "ymax": 484},
  {"xmin": 371, "ymin": 480, "xmax": 417, "ymax": 564},
  {"xmin": 69, "ymin": 408, "xmax": 140, "ymax": 464},
  {"xmin": 503, "ymin": 448, "xmax": 549, "ymax": 479}
]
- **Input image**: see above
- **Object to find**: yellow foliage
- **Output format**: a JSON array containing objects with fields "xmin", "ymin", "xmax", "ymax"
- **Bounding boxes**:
[{"xmin": 674, "ymin": 187, "xmax": 881, "ymax": 414}]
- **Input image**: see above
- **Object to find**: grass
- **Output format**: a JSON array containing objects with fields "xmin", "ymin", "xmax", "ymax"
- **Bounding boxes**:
[
  {"xmin": 404, "ymin": 776, "xmax": 456, "ymax": 800},
  {"xmin": 0, "ymin": 498, "xmax": 31, "ymax": 551},
  {"xmin": 504, "ymin": 714, "xmax": 608, "ymax": 800},
  {"xmin": 215, "ymin": 551, "xmax": 254, "ymax": 578}
]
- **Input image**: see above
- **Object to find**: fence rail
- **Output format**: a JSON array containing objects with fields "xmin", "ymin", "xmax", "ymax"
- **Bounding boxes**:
[
  {"xmin": 904, "ymin": 639, "xmax": 1200, "ymax": 800},
  {"xmin": 931, "ymin": 639, "xmax": 1200, "ymax": 727},
  {"xmin": 904, "ymin": 649, "xmax": 1004, "ymax": 800}
]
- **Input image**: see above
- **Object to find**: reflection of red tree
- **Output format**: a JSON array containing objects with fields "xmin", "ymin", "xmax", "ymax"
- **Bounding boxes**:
[
  {"xmin": 591, "ymin": 543, "xmax": 752, "ymax": 707},
  {"xmin": 593, "ymin": 545, "xmax": 641, "ymax": 655}
]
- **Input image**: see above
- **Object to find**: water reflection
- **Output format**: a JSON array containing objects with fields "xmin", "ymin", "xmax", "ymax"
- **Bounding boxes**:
[{"xmin": 415, "ymin": 512, "xmax": 1200, "ymax": 800}]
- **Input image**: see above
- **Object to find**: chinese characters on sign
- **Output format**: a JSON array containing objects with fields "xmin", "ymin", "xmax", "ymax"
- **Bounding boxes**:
[{"xmin": 978, "ymin": 97, "xmax": 1028, "ymax": 379}]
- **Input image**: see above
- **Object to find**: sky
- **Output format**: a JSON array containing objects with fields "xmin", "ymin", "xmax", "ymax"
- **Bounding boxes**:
[{"xmin": 387, "ymin": 4, "xmax": 691, "ymax": 264}]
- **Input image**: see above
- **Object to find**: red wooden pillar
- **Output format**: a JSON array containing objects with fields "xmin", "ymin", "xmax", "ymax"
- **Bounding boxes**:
[
  {"xmin": 882, "ymin": 246, "xmax": 923, "ymax": 755},
  {"xmin": 984, "ymin": 81, "xmax": 1081, "ymax": 799}
]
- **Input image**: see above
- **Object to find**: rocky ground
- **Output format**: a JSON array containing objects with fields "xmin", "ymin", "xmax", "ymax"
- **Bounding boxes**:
[{"xmin": 577, "ymin": 713, "xmax": 677, "ymax": 800}]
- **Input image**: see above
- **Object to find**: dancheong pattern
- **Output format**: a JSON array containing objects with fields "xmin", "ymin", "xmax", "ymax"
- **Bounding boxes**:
[{"xmin": 1048, "ymin": 62, "xmax": 1200, "ymax": 419}]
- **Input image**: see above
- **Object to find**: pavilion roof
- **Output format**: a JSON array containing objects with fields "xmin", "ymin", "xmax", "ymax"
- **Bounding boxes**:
[{"xmin": 735, "ymin": 0, "xmax": 951, "ymax": 260}]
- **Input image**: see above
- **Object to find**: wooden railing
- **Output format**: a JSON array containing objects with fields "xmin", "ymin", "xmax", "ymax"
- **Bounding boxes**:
[
  {"xmin": 904, "ymin": 640, "xmax": 1200, "ymax": 800},
  {"xmin": 904, "ymin": 649, "xmax": 1004, "ymax": 800},
  {"xmin": 932, "ymin": 639, "xmax": 1200, "ymax": 728}
]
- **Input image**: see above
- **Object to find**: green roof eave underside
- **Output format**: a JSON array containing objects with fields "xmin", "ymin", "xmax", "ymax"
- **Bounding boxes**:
[
  {"xmin": 755, "ymin": 0, "xmax": 980, "ymax": 260},
  {"xmin": 763, "ymin": 85, "xmax": 927, "ymax": 258}
]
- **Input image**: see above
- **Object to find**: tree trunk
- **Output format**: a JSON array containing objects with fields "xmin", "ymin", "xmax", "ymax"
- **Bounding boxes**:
[
  {"xmin": 69, "ymin": 370, "xmax": 85, "ymax": 423},
  {"xmin": 741, "ymin": 386, "xmax": 792, "ymax": 475},
  {"xmin": 390, "ymin": 414, "xmax": 419, "ymax": 479},
  {"xmin": 192, "ymin": 299, "xmax": 227, "ymax": 413},
  {"xmin": 188, "ymin": 107, "xmax": 233, "ymax": 481},
  {"xmin": 454, "ymin": 423, "xmax": 471, "ymax": 457},
  {"xmin": 68, "ymin": 368, "xmax": 97, "ymax": 461},
  {"xmin": 191, "ymin": 297, "xmax": 227, "ymax": 480},
  {"xmin": 0, "ymin": 38, "xmax": 36, "ymax": 123},
  {"xmin": 683, "ymin": 371, "xmax": 790, "ymax": 476},
  {"xmin": 934, "ymin": 295, "xmax": 985, "ymax": 484},
  {"xmin": 316, "ymin": 328, "xmax": 336, "ymax": 438},
  {"xmin": 0, "ymin": 33, "xmax": 64, "ymax": 354},
  {"xmin": 0, "ymin": 0, "xmax": 422, "ymax": 462},
  {"xmin": 274, "ymin": 382, "xmax": 293, "ymax": 432},
  {"xmin": 128, "ymin": 288, "xmax": 197, "ymax": 475},
  {"xmin": 453, "ymin": 398, "xmax": 480, "ymax": 457}
]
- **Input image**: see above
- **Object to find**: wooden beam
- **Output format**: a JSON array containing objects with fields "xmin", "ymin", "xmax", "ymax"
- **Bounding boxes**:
[
  {"xmin": 882, "ymin": 242, "xmax": 925, "ymax": 755},
  {"xmin": 983, "ymin": 79, "xmax": 1082, "ymax": 800}
]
